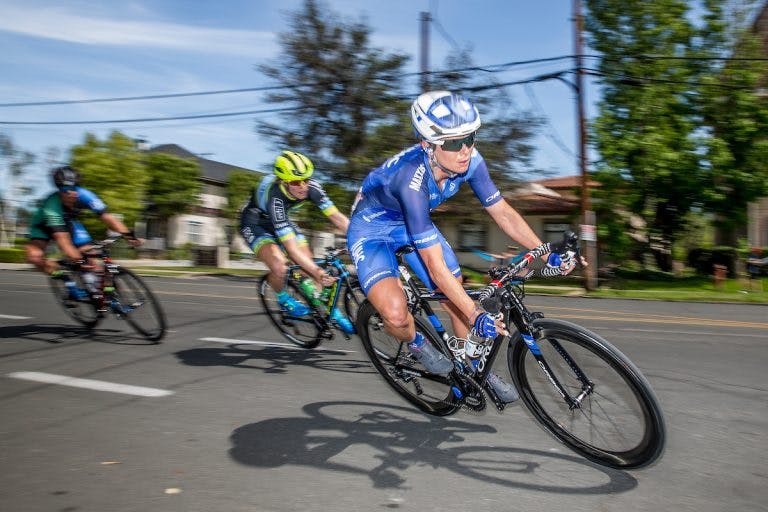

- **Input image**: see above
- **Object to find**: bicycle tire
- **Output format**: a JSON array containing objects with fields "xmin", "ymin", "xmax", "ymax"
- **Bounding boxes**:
[
  {"xmin": 111, "ymin": 268, "xmax": 167, "ymax": 341},
  {"xmin": 356, "ymin": 300, "xmax": 460, "ymax": 416},
  {"xmin": 508, "ymin": 318, "xmax": 666, "ymax": 469},
  {"xmin": 49, "ymin": 274, "xmax": 100, "ymax": 329},
  {"xmin": 342, "ymin": 276, "xmax": 366, "ymax": 325},
  {"xmin": 259, "ymin": 275, "xmax": 324, "ymax": 349}
]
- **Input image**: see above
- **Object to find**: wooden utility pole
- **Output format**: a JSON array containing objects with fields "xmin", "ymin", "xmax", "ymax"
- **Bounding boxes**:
[{"xmin": 573, "ymin": 0, "xmax": 598, "ymax": 291}]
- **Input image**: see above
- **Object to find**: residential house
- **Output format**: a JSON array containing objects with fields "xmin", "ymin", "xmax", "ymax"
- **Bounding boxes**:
[
  {"xmin": 144, "ymin": 144, "xmax": 263, "ymax": 252},
  {"xmin": 435, "ymin": 175, "xmax": 598, "ymax": 270}
]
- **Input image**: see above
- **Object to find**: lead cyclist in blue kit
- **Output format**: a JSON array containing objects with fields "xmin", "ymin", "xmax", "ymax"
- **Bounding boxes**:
[{"xmin": 347, "ymin": 91, "xmax": 583, "ymax": 402}]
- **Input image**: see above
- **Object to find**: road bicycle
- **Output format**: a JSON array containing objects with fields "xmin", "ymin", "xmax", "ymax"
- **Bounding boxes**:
[
  {"xmin": 355, "ymin": 233, "xmax": 666, "ymax": 469},
  {"xmin": 49, "ymin": 236, "xmax": 167, "ymax": 342},
  {"xmin": 259, "ymin": 246, "xmax": 365, "ymax": 349}
]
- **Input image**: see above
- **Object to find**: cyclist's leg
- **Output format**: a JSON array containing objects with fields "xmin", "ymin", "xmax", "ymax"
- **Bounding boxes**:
[
  {"xmin": 256, "ymin": 241, "xmax": 288, "ymax": 291},
  {"xmin": 366, "ymin": 276, "xmax": 414, "ymax": 342},
  {"xmin": 401, "ymin": 230, "xmax": 468, "ymax": 337},
  {"xmin": 26, "ymin": 239, "xmax": 55, "ymax": 273}
]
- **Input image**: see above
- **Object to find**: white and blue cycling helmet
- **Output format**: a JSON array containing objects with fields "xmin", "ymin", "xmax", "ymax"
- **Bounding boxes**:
[{"xmin": 410, "ymin": 90, "xmax": 481, "ymax": 144}]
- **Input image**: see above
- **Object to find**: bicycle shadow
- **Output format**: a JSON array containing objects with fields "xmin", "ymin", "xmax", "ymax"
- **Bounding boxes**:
[
  {"xmin": 228, "ymin": 400, "xmax": 637, "ymax": 494},
  {"xmin": 0, "ymin": 323, "xmax": 157, "ymax": 346},
  {"xmin": 174, "ymin": 341, "xmax": 375, "ymax": 375}
]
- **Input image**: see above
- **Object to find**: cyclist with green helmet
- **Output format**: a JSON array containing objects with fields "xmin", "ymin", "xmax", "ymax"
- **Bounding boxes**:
[{"xmin": 239, "ymin": 150, "xmax": 353, "ymax": 333}]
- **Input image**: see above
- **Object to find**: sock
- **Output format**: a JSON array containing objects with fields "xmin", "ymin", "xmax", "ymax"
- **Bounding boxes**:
[{"xmin": 408, "ymin": 332, "xmax": 425, "ymax": 350}]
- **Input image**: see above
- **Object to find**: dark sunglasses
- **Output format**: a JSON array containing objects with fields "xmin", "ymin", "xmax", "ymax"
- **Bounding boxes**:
[
  {"xmin": 440, "ymin": 132, "xmax": 476, "ymax": 152},
  {"xmin": 288, "ymin": 179, "xmax": 309, "ymax": 186},
  {"xmin": 58, "ymin": 185, "xmax": 77, "ymax": 192}
]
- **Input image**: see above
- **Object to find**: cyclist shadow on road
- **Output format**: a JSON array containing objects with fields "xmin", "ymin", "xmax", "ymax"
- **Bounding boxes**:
[
  {"xmin": 0, "ymin": 323, "xmax": 157, "ymax": 345},
  {"xmin": 174, "ymin": 342, "xmax": 376, "ymax": 375},
  {"xmin": 228, "ymin": 400, "xmax": 638, "ymax": 494}
]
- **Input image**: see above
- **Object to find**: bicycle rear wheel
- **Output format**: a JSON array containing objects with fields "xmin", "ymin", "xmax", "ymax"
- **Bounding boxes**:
[
  {"xmin": 111, "ymin": 268, "xmax": 166, "ymax": 341},
  {"xmin": 357, "ymin": 300, "xmax": 459, "ymax": 416},
  {"xmin": 508, "ymin": 318, "xmax": 665, "ymax": 469},
  {"xmin": 49, "ymin": 273, "xmax": 100, "ymax": 328},
  {"xmin": 259, "ymin": 275, "xmax": 324, "ymax": 349}
]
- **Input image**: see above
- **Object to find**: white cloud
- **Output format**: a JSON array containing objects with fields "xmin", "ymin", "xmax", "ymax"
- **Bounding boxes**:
[{"xmin": 0, "ymin": 4, "xmax": 277, "ymax": 56}]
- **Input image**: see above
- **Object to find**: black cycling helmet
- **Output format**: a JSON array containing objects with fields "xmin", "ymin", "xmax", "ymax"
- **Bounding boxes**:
[{"xmin": 52, "ymin": 165, "xmax": 80, "ymax": 189}]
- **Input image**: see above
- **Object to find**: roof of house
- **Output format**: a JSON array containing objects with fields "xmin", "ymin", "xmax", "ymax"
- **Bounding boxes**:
[{"xmin": 148, "ymin": 144, "xmax": 262, "ymax": 184}]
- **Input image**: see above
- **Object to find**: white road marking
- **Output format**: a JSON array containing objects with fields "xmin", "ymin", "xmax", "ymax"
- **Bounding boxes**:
[
  {"xmin": 7, "ymin": 372, "xmax": 174, "ymax": 397},
  {"xmin": 201, "ymin": 337, "xmax": 356, "ymax": 353},
  {"xmin": 0, "ymin": 314, "xmax": 31, "ymax": 320}
]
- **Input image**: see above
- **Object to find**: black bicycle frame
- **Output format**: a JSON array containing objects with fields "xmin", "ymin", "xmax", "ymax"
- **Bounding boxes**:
[{"xmin": 398, "ymin": 257, "xmax": 594, "ymax": 411}]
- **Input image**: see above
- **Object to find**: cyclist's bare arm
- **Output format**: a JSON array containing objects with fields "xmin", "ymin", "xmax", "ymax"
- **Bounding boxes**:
[
  {"xmin": 327, "ymin": 211, "xmax": 350, "ymax": 234},
  {"xmin": 485, "ymin": 199, "xmax": 543, "ymax": 252},
  {"xmin": 99, "ymin": 212, "xmax": 143, "ymax": 247},
  {"xmin": 281, "ymin": 236, "xmax": 335, "ymax": 286},
  {"xmin": 52, "ymin": 231, "xmax": 84, "ymax": 262}
]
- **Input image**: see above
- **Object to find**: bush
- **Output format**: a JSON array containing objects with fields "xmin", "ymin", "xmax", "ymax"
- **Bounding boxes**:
[
  {"xmin": 0, "ymin": 247, "xmax": 27, "ymax": 263},
  {"xmin": 687, "ymin": 247, "xmax": 739, "ymax": 277}
]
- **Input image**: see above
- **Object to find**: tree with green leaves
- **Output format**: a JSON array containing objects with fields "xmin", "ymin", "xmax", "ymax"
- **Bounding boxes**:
[
  {"xmin": 696, "ymin": 0, "xmax": 768, "ymax": 245},
  {"xmin": 257, "ymin": 0, "xmax": 411, "ymax": 185},
  {"xmin": 70, "ymin": 131, "xmax": 148, "ymax": 239},
  {"xmin": 143, "ymin": 152, "xmax": 202, "ymax": 225},
  {"xmin": 585, "ymin": 0, "xmax": 768, "ymax": 270},
  {"xmin": 224, "ymin": 168, "xmax": 263, "ymax": 222}
]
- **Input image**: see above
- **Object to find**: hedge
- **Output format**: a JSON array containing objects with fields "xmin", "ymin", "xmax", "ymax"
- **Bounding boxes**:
[{"xmin": 0, "ymin": 248, "xmax": 27, "ymax": 263}]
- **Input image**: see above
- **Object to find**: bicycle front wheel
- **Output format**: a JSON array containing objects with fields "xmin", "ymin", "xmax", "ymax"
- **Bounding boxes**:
[
  {"xmin": 342, "ymin": 276, "xmax": 366, "ymax": 325},
  {"xmin": 49, "ymin": 274, "xmax": 100, "ymax": 329},
  {"xmin": 259, "ymin": 275, "xmax": 324, "ymax": 349},
  {"xmin": 357, "ymin": 300, "xmax": 460, "ymax": 416},
  {"xmin": 508, "ymin": 318, "xmax": 665, "ymax": 469},
  {"xmin": 111, "ymin": 268, "xmax": 166, "ymax": 341}
]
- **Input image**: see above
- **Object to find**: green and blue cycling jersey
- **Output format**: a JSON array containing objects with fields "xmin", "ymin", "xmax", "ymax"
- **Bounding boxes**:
[
  {"xmin": 347, "ymin": 144, "xmax": 502, "ymax": 294},
  {"xmin": 239, "ymin": 175, "xmax": 339, "ymax": 253},
  {"xmin": 28, "ymin": 187, "xmax": 107, "ymax": 247}
]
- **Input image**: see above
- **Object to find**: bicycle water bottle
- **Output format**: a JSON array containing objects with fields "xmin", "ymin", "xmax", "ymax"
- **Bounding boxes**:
[
  {"xmin": 299, "ymin": 277, "xmax": 317, "ymax": 297},
  {"xmin": 81, "ymin": 271, "xmax": 98, "ymax": 293}
]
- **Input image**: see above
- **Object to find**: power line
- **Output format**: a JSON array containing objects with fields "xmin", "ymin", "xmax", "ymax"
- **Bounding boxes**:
[
  {"xmin": 0, "ymin": 56, "xmax": 578, "ymax": 109},
  {"xmin": 585, "ymin": 68, "xmax": 763, "ymax": 89},
  {"xmin": 0, "ymin": 106, "xmax": 305, "ymax": 126}
]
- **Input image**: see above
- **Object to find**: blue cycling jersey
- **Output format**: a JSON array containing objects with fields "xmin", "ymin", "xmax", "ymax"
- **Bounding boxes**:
[{"xmin": 347, "ymin": 144, "xmax": 502, "ymax": 293}]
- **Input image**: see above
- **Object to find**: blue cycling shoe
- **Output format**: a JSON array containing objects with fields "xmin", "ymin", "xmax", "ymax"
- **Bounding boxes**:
[
  {"xmin": 278, "ymin": 294, "xmax": 311, "ymax": 317},
  {"xmin": 330, "ymin": 308, "xmax": 355, "ymax": 334},
  {"xmin": 408, "ymin": 335, "xmax": 453, "ymax": 375},
  {"xmin": 485, "ymin": 372, "xmax": 519, "ymax": 403}
]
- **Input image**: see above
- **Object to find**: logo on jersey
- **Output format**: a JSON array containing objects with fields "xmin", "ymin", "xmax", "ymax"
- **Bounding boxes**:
[
  {"xmin": 409, "ymin": 164, "xmax": 427, "ymax": 192},
  {"xmin": 362, "ymin": 210, "xmax": 386, "ymax": 223},
  {"xmin": 485, "ymin": 191, "xmax": 500, "ymax": 204},
  {"xmin": 414, "ymin": 232, "xmax": 438, "ymax": 246},
  {"xmin": 351, "ymin": 238, "xmax": 367, "ymax": 263},
  {"xmin": 364, "ymin": 270, "xmax": 392, "ymax": 289},
  {"xmin": 273, "ymin": 198, "xmax": 286, "ymax": 221}
]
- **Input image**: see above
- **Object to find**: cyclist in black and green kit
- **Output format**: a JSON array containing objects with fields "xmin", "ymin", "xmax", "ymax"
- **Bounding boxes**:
[
  {"xmin": 239, "ymin": 150, "xmax": 354, "ymax": 334},
  {"xmin": 26, "ymin": 165, "xmax": 142, "ymax": 300}
]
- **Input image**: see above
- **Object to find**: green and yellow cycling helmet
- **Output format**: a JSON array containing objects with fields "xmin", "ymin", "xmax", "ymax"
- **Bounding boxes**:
[{"xmin": 274, "ymin": 150, "xmax": 314, "ymax": 182}]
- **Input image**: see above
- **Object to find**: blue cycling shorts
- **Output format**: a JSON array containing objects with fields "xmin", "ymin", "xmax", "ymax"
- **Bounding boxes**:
[{"xmin": 347, "ymin": 217, "xmax": 461, "ymax": 295}]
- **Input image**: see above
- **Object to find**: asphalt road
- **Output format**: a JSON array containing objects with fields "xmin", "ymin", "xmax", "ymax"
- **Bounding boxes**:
[{"xmin": 1, "ymin": 269, "xmax": 767, "ymax": 512}]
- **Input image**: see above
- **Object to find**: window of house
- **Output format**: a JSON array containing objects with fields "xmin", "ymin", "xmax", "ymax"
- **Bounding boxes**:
[
  {"xmin": 544, "ymin": 222, "xmax": 572, "ymax": 243},
  {"xmin": 187, "ymin": 220, "xmax": 203, "ymax": 244},
  {"xmin": 458, "ymin": 224, "xmax": 486, "ymax": 250}
]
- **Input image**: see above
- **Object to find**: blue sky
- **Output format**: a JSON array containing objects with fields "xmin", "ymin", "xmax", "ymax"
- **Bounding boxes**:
[{"xmin": 0, "ymin": 0, "xmax": 595, "ymax": 202}]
